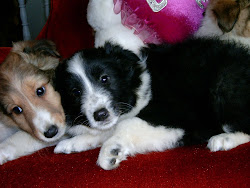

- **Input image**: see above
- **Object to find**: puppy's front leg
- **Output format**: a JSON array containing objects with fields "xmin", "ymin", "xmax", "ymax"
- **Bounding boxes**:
[
  {"xmin": 0, "ymin": 131, "xmax": 53, "ymax": 165},
  {"xmin": 54, "ymin": 130, "xmax": 113, "ymax": 154},
  {"xmin": 97, "ymin": 117, "xmax": 184, "ymax": 170}
]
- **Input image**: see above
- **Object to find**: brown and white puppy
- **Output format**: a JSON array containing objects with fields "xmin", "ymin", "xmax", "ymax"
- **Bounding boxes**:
[
  {"xmin": 195, "ymin": 0, "xmax": 250, "ymax": 45},
  {"xmin": 0, "ymin": 40, "xmax": 66, "ymax": 164}
]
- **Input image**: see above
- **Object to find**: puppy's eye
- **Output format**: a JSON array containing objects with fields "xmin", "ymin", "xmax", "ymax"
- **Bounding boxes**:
[
  {"xmin": 36, "ymin": 86, "xmax": 46, "ymax": 97},
  {"xmin": 72, "ymin": 88, "xmax": 81, "ymax": 97},
  {"xmin": 12, "ymin": 106, "xmax": 23, "ymax": 115},
  {"xmin": 100, "ymin": 75, "xmax": 110, "ymax": 84}
]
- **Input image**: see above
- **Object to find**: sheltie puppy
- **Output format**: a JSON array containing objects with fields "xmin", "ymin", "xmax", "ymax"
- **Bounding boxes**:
[
  {"xmin": 195, "ymin": 0, "xmax": 250, "ymax": 45},
  {"xmin": 54, "ymin": 38, "xmax": 250, "ymax": 170},
  {"xmin": 0, "ymin": 40, "xmax": 66, "ymax": 164}
]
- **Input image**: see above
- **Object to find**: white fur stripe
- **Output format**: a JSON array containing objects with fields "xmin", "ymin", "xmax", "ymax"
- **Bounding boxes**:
[
  {"xmin": 67, "ymin": 53, "xmax": 118, "ymax": 130},
  {"xmin": 68, "ymin": 54, "xmax": 94, "ymax": 94}
]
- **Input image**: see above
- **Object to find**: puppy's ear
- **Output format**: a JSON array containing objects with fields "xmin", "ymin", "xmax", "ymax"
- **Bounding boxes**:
[
  {"xmin": 239, "ymin": 0, "xmax": 250, "ymax": 9},
  {"xmin": 12, "ymin": 40, "xmax": 60, "ymax": 71},
  {"xmin": 104, "ymin": 42, "xmax": 140, "ymax": 63},
  {"xmin": 23, "ymin": 40, "xmax": 60, "ymax": 58},
  {"xmin": 213, "ymin": 0, "xmax": 240, "ymax": 32}
]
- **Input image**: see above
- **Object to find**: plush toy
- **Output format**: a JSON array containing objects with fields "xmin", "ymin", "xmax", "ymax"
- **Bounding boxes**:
[
  {"xmin": 87, "ymin": 0, "xmax": 145, "ymax": 54},
  {"xmin": 87, "ymin": 0, "xmax": 209, "ymax": 54}
]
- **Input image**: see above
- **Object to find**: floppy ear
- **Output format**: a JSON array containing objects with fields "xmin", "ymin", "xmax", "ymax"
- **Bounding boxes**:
[
  {"xmin": 104, "ymin": 42, "xmax": 140, "ymax": 63},
  {"xmin": 12, "ymin": 40, "xmax": 61, "ymax": 71},
  {"xmin": 239, "ymin": 0, "xmax": 250, "ymax": 9},
  {"xmin": 23, "ymin": 40, "xmax": 60, "ymax": 58},
  {"xmin": 213, "ymin": 0, "xmax": 240, "ymax": 33}
]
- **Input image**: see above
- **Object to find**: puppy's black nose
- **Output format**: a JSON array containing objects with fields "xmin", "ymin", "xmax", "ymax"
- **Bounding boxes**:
[
  {"xmin": 44, "ymin": 125, "xmax": 58, "ymax": 138},
  {"xmin": 94, "ymin": 108, "xmax": 109, "ymax": 121}
]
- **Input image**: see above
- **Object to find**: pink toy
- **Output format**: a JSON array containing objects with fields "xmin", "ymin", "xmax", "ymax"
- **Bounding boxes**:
[{"xmin": 113, "ymin": 0, "xmax": 209, "ymax": 44}]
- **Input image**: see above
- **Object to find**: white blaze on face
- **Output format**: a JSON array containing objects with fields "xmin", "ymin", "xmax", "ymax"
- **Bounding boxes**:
[
  {"xmin": 33, "ymin": 108, "xmax": 52, "ymax": 133},
  {"xmin": 68, "ymin": 54, "xmax": 118, "ymax": 130},
  {"xmin": 33, "ymin": 108, "xmax": 65, "ymax": 142}
]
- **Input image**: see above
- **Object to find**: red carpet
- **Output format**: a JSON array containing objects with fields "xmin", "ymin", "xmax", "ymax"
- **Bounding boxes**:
[{"xmin": 0, "ymin": 143, "xmax": 249, "ymax": 187}]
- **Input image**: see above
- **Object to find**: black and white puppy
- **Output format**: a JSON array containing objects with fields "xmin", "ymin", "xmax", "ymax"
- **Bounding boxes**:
[{"xmin": 54, "ymin": 38, "xmax": 250, "ymax": 170}]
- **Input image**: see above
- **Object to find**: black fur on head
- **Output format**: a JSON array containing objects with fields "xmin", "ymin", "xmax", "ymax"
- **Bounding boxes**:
[{"xmin": 55, "ymin": 43, "xmax": 147, "ymax": 129}]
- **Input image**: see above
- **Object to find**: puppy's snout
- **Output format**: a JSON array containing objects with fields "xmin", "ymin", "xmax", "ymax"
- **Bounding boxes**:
[
  {"xmin": 44, "ymin": 125, "xmax": 58, "ymax": 138},
  {"xmin": 94, "ymin": 108, "xmax": 109, "ymax": 121}
]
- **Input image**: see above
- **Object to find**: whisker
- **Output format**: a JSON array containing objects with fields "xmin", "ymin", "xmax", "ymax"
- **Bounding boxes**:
[
  {"xmin": 72, "ymin": 113, "xmax": 86, "ymax": 126},
  {"xmin": 78, "ymin": 119, "xmax": 90, "ymax": 127},
  {"xmin": 116, "ymin": 102, "xmax": 134, "ymax": 114},
  {"xmin": 117, "ymin": 102, "xmax": 134, "ymax": 109}
]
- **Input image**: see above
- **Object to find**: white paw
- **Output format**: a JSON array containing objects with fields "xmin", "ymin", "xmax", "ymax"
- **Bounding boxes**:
[
  {"xmin": 97, "ymin": 141, "xmax": 129, "ymax": 170},
  {"xmin": 207, "ymin": 132, "xmax": 250, "ymax": 152},
  {"xmin": 54, "ymin": 137, "xmax": 96, "ymax": 154},
  {"xmin": 54, "ymin": 139, "xmax": 82, "ymax": 154},
  {"xmin": 0, "ymin": 145, "xmax": 15, "ymax": 165}
]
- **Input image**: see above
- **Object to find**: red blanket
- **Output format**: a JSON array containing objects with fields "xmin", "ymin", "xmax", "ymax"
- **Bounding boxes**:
[{"xmin": 1, "ymin": 143, "xmax": 249, "ymax": 187}]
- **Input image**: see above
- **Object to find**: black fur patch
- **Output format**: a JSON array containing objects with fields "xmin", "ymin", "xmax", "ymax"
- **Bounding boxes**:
[
  {"xmin": 55, "ymin": 44, "xmax": 144, "ymax": 127},
  {"xmin": 139, "ymin": 38, "xmax": 250, "ymax": 144},
  {"xmin": 55, "ymin": 38, "xmax": 250, "ymax": 145}
]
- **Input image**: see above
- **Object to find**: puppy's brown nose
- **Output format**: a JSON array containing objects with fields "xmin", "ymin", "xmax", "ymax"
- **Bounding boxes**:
[
  {"xmin": 44, "ymin": 125, "xmax": 58, "ymax": 138},
  {"xmin": 94, "ymin": 108, "xmax": 109, "ymax": 121}
]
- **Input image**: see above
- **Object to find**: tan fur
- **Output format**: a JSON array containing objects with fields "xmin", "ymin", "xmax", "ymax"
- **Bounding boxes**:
[
  {"xmin": 212, "ymin": 0, "xmax": 250, "ymax": 36},
  {"xmin": 235, "ymin": 6, "xmax": 250, "ymax": 36},
  {"xmin": 0, "ymin": 40, "xmax": 65, "ymax": 142},
  {"xmin": 211, "ymin": 0, "xmax": 240, "ymax": 32},
  {"xmin": 195, "ymin": 0, "xmax": 250, "ymax": 43}
]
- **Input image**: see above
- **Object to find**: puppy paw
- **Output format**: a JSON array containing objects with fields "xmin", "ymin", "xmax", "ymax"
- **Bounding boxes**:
[
  {"xmin": 97, "ymin": 142, "xmax": 129, "ymax": 170},
  {"xmin": 54, "ymin": 139, "xmax": 80, "ymax": 154},
  {"xmin": 207, "ymin": 132, "xmax": 250, "ymax": 152},
  {"xmin": 54, "ymin": 137, "xmax": 98, "ymax": 154},
  {"xmin": 0, "ymin": 145, "xmax": 15, "ymax": 165}
]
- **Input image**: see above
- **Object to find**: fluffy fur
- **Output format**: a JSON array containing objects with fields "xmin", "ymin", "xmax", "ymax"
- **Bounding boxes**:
[
  {"xmin": 195, "ymin": 0, "xmax": 250, "ymax": 45},
  {"xmin": 54, "ymin": 37, "xmax": 250, "ymax": 170},
  {"xmin": 87, "ymin": 0, "xmax": 145, "ymax": 55},
  {"xmin": 0, "ymin": 40, "xmax": 66, "ymax": 164}
]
